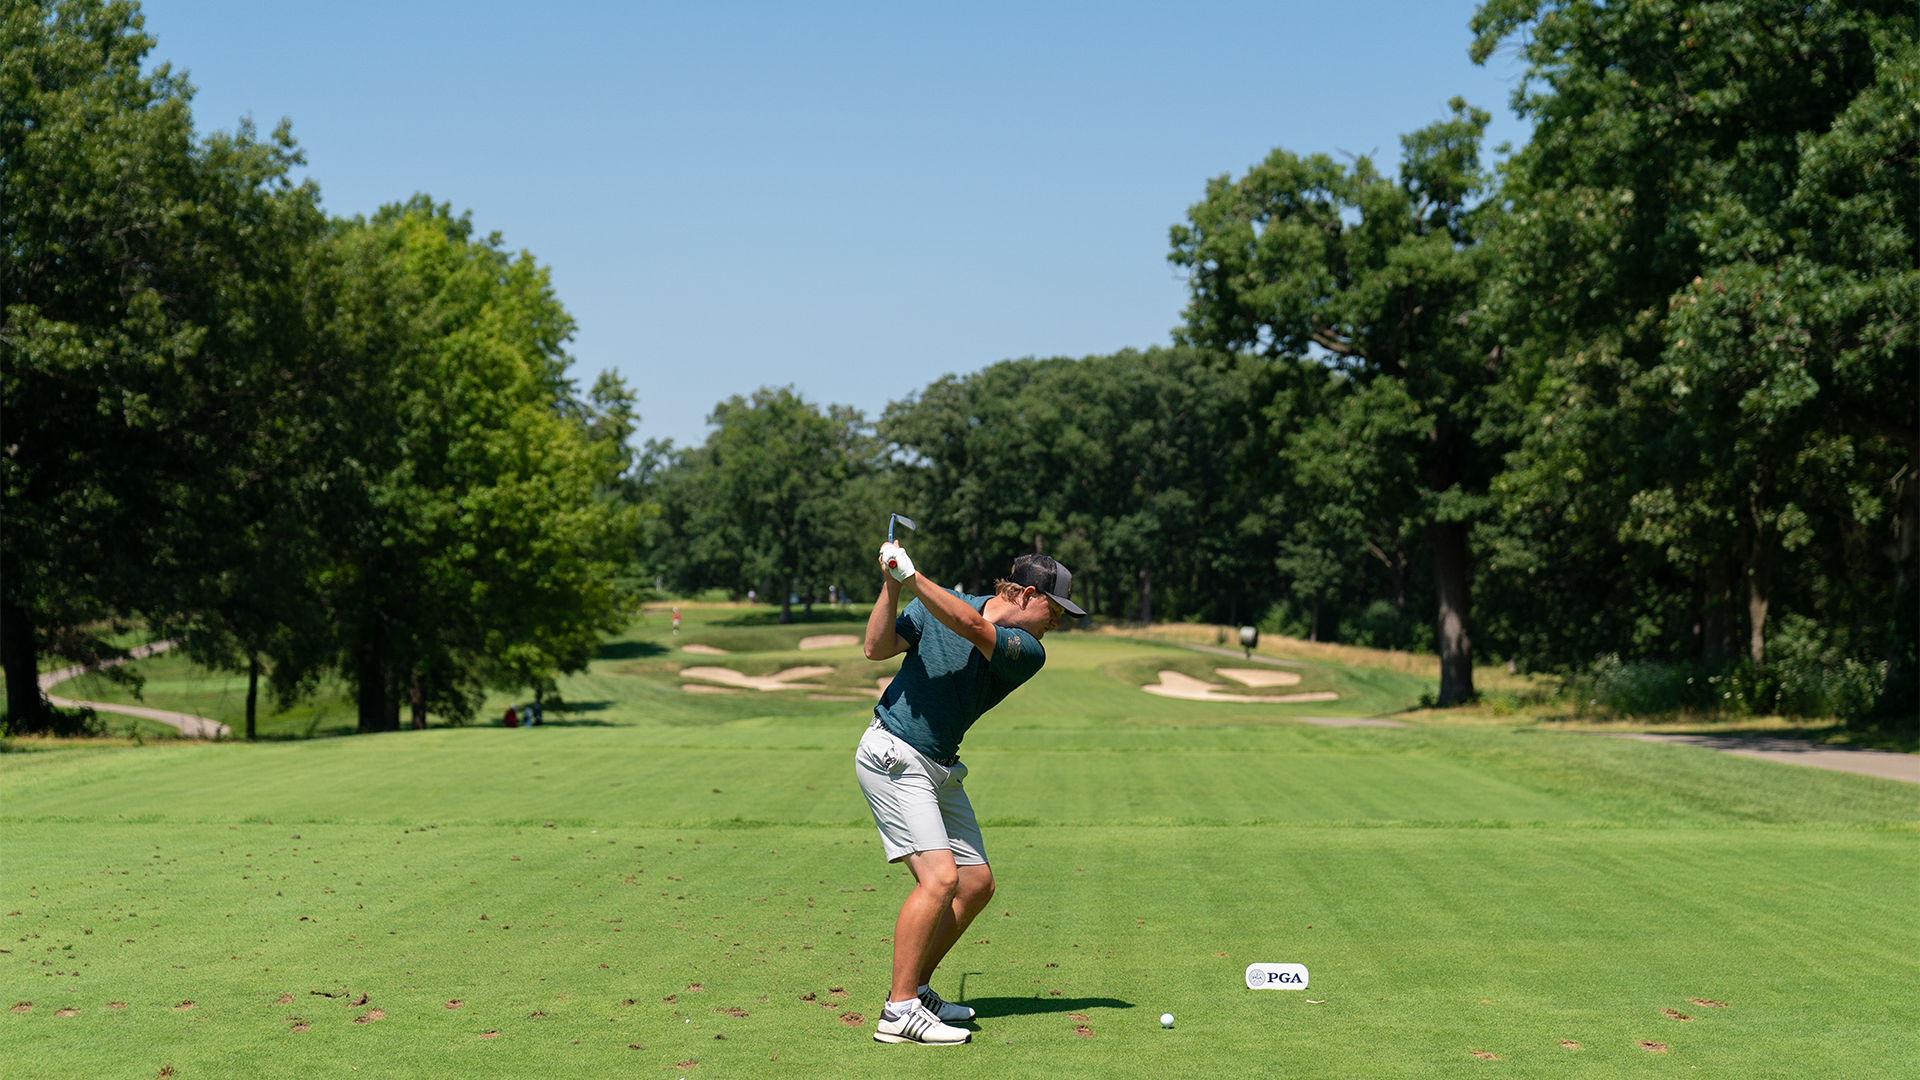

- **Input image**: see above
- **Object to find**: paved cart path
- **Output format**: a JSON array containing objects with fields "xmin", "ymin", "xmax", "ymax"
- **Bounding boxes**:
[
  {"xmin": 38, "ymin": 642, "xmax": 232, "ymax": 739},
  {"xmin": 1593, "ymin": 732, "xmax": 1919, "ymax": 784}
]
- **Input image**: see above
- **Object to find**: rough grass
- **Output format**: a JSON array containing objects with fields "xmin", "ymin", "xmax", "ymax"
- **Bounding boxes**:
[{"xmin": 3, "ymin": 605, "xmax": 1915, "ymax": 1078}]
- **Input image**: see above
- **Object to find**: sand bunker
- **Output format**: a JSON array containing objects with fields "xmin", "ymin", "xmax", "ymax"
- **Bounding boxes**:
[
  {"xmin": 876, "ymin": 676, "xmax": 894, "ymax": 693},
  {"xmin": 681, "ymin": 665, "xmax": 834, "ymax": 692},
  {"xmin": 1141, "ymin": 670, "xmax": 1338, "ymax": 704},
  {"xmin": 798, "ymin": 634, "xmax": 862, "ymax": 651},
  {"xmin": 681, "ymin": 643, "xmax": 730, "ymax": 655},
  {"xmin": 1216, "ymin": 668, "xmax": 1301, "ymax": 688}
]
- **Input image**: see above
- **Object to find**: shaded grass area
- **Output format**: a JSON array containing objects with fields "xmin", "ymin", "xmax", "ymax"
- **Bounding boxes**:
[{"xmin": 4, "ymin": 606, "xmax": 1916, "ymax": 1077}]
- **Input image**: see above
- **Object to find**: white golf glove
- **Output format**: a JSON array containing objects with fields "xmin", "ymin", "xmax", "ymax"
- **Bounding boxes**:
[{"xmin": 878, "ymin": 542, "xmax": 916, "ymax": 582}]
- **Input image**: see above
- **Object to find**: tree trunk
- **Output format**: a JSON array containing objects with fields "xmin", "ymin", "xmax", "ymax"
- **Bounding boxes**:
[
  {"xmin": 1, "ymin": 601, "xmax": 43, "ymax": 732},
  {"xmin": 409, "ymin": 669, "xmax": 426, "ymax": 730},
  {"xmin": 1034, "ymin": 533, "xmax": 1043, "ymax": 554},
  {"xmin": 1390, "ymin": 535, "xmax": 1408, "ymax": 613},
  {"xmin": 384, "ymin": 661, "xmax": 402, "ymax": 729},
  {"xmin": 1879, "ymin": 441, "xmax": 1919, "ymax": 719},
  {"xmin": 1429, "ymin": 519, "xmax": 1475, "ymax": 706},
  {"xmin": 1743, "ymin": 467, "xmax": 1781, "ymax": 667},
  {"xmin": 1745, "ymin": 531, "xmax": 1774, "ymax": 667},
  {"xmin": 1743, "ymin": 469, "xmax": 1778, "ymax": 667},
  {"xmin": 356, "ymin": 635, "xmax": 389, "ymax": 734},
  {"xmin": 778, "ymin": 574, "xmax": 793, "ymax": 624},
  {"xmin": 1137, "ymin": 567, "xmax": 1153, "ymax": 627},
  {"xmin": 1700, "ymin": 556, "xmax": 1735, "ymax": 659},
  {"xmin": 1690, "ymin": 576, "xmax": 1706, "ymax": 657},
  {"xmin": 1309, "ymin": 600, "xmax": 1320, "ymax": 643},
  {"xmin": 1369, "ymin": 529, "xmax": 1411, "ymax": 613},
  {"xmin": 245, "ymin": 650, "xmax": 260, "ymax": 741}
]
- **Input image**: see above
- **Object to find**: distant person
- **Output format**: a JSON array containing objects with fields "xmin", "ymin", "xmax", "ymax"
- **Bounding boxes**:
[
  {"xmin": 748, "ymin": 589, "xmax": 757, "ymax": 603},
  {"xmin": 504, "ymin": 705, "xmax": 519, "ymax": 728},
  {"xmin": 672, "ymin": 606, "xmax": 682, "ymax": 635},
  {"xmin": 532, "ymin": 700, "xmax": 544, "ymax": 726},
  {"xmin": 829, "ymin": 584, "xmax": 840, "ymax": 607}
]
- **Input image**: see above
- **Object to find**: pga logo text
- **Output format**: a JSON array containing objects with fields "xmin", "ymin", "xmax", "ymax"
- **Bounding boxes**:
[{"xmin": 1244, "ymin": 963, "xmax": 1310, "ymax": 990}]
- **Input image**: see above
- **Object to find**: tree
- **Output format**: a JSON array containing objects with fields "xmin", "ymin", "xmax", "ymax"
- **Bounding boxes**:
[
  {"xmin": 1471, "ymin": 0, "xmax": 1915, "ymax": 713},
  {"xmin": 881, "ymin": 347, "xmax": 1256, "ymax": 624},
  {"xmin": 695, "ymin": 387, "xmax": 881, "ymax": 622},
  {"xmin": 1169, "ymin": 100, "xmax": 1499, "ymax": 704},
  {"xmin": 316, "ymin": 199, "xmax": 640, "ymax": 729},
  {"xmin": 2, "ymin": 0, "xmax": 327, "ymax": 731}
]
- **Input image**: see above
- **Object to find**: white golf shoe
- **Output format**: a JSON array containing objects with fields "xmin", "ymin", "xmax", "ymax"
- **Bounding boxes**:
[
  {"xmin": 918, "ymin": 985, "xmax": 975, "ymax": 1022},
  {"xmin": 873, "ymin": 1001, "xmax": 970, "ymax": 1045}
]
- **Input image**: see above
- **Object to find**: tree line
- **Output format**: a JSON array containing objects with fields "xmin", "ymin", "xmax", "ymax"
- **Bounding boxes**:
[
  {"xmin": 634, "ymin": 0, "xmax": 1915, "ymax": 722},
  {"xmin": 4, "ymin": 1, "xmax": 636, "ymax": 735},
  {"xmin": 5, "ymin": 0, "xmax": 1912, "ymax": 734}
]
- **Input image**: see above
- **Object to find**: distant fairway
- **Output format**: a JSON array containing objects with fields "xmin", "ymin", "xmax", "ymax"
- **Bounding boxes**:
[
  {"xmin": 4, "ymin": 607, "xmax": 1915, "ymax": 1078},
  {"xmin": 32, "ymin": 649, "xmax": 361, "ymax": 741}
]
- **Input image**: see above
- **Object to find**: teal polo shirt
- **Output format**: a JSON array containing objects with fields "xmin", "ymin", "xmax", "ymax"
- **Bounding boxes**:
[{"xmin": 874, "ymin": 591, "xmax": 1046, "ymax": 760}]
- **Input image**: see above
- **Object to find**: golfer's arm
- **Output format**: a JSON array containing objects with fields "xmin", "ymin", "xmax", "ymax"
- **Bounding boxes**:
[
  {"xmin": 864, "ymin": 578, "xmax": 907, "ymax": 661},
  {"xmin": 902, "ymin": 573, "xmax": 997, "ymax": 658}
]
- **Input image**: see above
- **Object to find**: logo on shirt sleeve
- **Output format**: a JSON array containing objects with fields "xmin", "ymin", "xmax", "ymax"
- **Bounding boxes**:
[{"xmin": 1002, "ymin": 631, "xmax": 1022, "ymax": 660}]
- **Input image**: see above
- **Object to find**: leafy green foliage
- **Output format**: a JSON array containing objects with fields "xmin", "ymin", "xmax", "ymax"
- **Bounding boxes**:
[
  {"xmin": 1469, "ymin": 0, "xmax": 1914, "ymax": 723},
  {"xmin": 1, "ymin": 0, "xmax": 328, "ymax": 730},
  {"xmin": 638, "ymin": 388, "xmax": 890, "ymax": 617},
  {"xmin": 2, "ymin": 4, "xmax": 641, "ymax": 733},
  {"xmin": 316, "ymin": 199, "xmax": 641, "ymax": 728},
  {"xmin": 881, "ymin": 347, "xmax": 1255, "ymax": 622},
  {"xmin": 7, "ymin": 0, "xmax": 1910, "ymax": 736},
  {"xmin": 1169, "ymin": 101, "xmax": 1500, "ymax": 703}
]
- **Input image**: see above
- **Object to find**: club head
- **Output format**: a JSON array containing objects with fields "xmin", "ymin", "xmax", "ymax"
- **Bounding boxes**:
[{"xmin": 887, "ymin": 513, "xmax": 917, "ymax": 545}]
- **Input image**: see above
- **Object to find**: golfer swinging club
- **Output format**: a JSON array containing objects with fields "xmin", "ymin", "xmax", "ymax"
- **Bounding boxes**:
[{"xmin": 858, "ymin": 536, "xmax": 1084, "ymax": 1045}]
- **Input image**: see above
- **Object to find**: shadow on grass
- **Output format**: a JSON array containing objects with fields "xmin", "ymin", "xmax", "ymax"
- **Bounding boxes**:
[
  {"xmin": 1824, "ymin": 717, "xmax": 1920, "ymax": 754},
  {"xmin": 957, "ymin": 996, "xmax": 1136, "ymax": 1017},
  {"xmin": 1516, "ymin": 714, "xmax": 1918, "ymax": 754},
  {"xmin": 598, "ymin": 640, "xmax": 669, "ymax": 660}
]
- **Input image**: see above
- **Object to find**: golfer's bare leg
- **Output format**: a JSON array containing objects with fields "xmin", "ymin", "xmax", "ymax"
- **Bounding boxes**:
[
  {"xmin": 891, "ymin": 849, "xmax": 958, "ymax": 1003},
  {"xmin": 917, "ymin": 863, "xmax": 994, "ymax": 985}
]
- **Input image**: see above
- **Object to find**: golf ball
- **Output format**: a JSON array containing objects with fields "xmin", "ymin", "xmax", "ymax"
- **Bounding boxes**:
[{"xmin": 1160, "ymin": 1013, "xmax": 1175, "ymax": 1027}]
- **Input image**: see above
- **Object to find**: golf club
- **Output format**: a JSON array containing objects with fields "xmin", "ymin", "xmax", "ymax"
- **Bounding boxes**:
[{"xmin": 885, "ymin": 513, "xmax": 916, "ymax": 569}]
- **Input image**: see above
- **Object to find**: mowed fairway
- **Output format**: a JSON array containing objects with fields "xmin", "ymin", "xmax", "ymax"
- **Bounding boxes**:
[{"xmin": 4, "ymin": 609, "xmax": 1916, "ymax": 1078}]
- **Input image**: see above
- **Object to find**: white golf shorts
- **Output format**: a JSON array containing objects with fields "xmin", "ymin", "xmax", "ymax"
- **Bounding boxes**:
[{"xmin": 854, "ymin": 721, "xmax": 986, "ymax": 866}]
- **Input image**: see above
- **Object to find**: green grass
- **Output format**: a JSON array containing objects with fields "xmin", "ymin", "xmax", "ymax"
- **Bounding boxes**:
[
  {"xmin": 40, "ymin": 650, "xmax": 359, "ymax": 740},
  {"xmin": 3, "ymin": 605, "xmax": 1915, "ymax": 1078}
]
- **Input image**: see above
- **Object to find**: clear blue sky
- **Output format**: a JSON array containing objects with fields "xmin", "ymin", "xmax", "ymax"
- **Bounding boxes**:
[{"xmin": 144, "ymin": 0, "xmax": 1529, "ymax": 449}]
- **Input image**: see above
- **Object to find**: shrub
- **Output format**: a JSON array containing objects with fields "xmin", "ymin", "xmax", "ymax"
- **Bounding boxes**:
[{"xmin": 1568, "ymin": 625, "xmax": 1886, "ymax": 722}]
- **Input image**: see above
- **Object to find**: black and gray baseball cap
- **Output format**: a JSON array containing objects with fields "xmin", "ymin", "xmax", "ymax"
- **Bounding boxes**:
[{"xmin": 1009, "ymin": 554, "xmax": 1087, "ymax": 617}]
